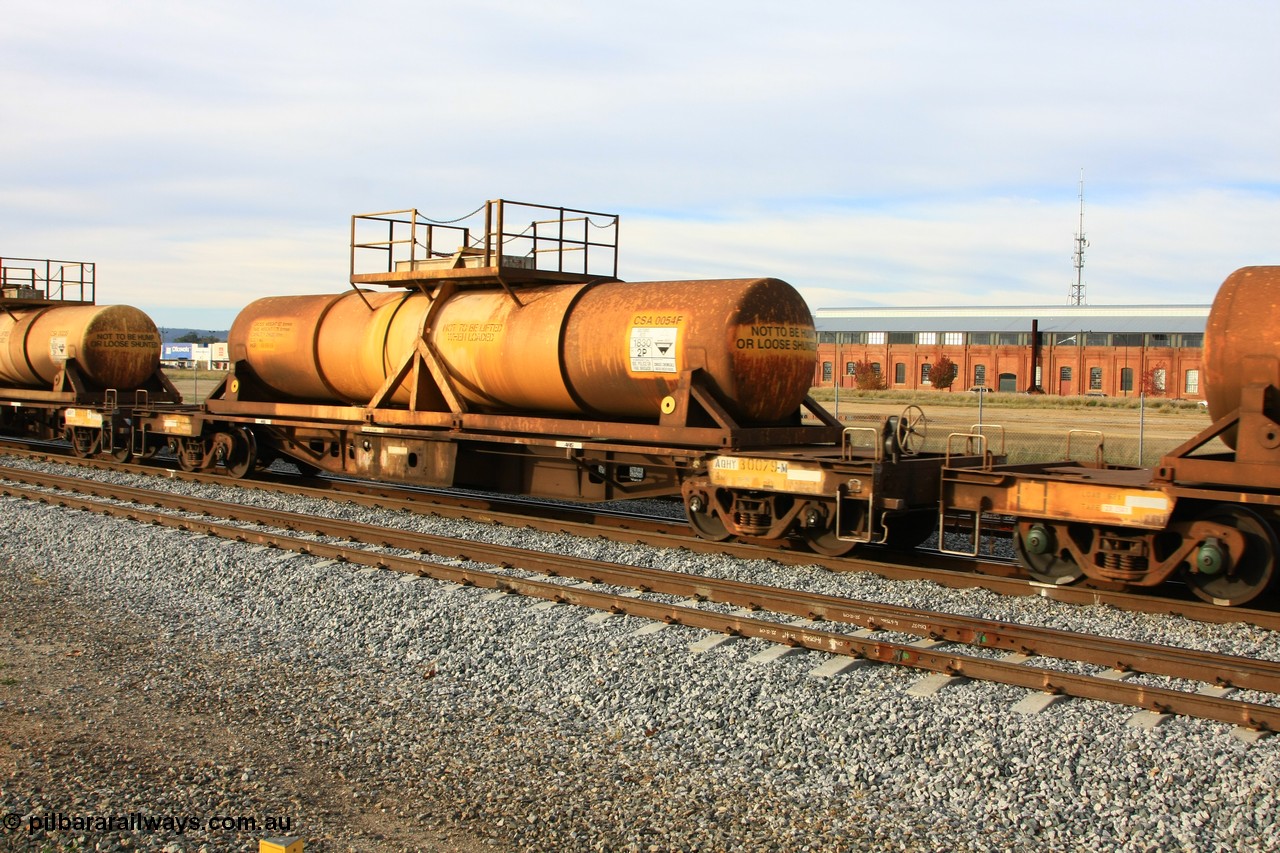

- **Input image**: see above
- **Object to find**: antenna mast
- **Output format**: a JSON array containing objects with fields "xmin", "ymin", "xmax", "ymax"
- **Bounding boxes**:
[{"xmin": 1069, "ymin": 170, "xmax": 1088, "ymax": 305}]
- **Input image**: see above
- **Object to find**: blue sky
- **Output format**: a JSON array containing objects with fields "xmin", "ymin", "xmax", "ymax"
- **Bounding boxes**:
[{"xmin": 4, "ymin": 1, "xmax": 1278, "ymax": 329}]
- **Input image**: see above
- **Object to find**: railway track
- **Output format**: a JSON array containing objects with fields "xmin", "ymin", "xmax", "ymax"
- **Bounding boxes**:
[
  {"xmin": 4, "ymin": 439, "xmax": 1279, "ymax": 631},
  {"xmin": 4, "ymin": 461, "xmax": 1280, "ymax": 734}
]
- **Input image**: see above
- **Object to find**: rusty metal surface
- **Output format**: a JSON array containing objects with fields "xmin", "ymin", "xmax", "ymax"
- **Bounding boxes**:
[
  {"xmin": 227, "ymin": 278, "xmax": 816, "ymax": 425},
  {"xmin": 562, "ymin": 277, "xmax": 815, "ymax": 422},
  {"xmin": 942, "ymin": 464, "xmax": 1173, "ymax": 529},
  {"xmin": 0, "ymin": 304, "xmax": 160, "ymax": 390},
  {"xmin": 1204, "ymin": 266, "xmax": 1280, "ymax": 444}
]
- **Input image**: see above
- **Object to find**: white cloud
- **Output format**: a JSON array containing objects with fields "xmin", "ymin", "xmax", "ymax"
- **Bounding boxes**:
[{"xmin": 2, "ymin": 1, "xmax": 1277, "ymax": 328}]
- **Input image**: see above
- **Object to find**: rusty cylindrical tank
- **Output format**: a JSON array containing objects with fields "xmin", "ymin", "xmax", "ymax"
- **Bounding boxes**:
[
  {"xmin": 0, "ymin": 304, "xmax": 161, "ymax": 390},
  {"xmin": 228, "ymin": 278, "xmax": 817, "ymax": 424},
  {"xmin": 1204, "ymin": 266, "xmax": 1280, "ymax": 448}
]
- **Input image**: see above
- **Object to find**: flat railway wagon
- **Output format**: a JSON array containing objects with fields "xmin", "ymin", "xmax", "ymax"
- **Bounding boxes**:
[
  {"xmin": 131, "ymin": 200, "xmax": 986, "ymax": 554},
  {"xmin": 0, "ymin": 256, "xmax": 181, "ymax": 459},
  {"xmin": 941, "ymin": 266, "xmax": 1280, "ymax": 607}
]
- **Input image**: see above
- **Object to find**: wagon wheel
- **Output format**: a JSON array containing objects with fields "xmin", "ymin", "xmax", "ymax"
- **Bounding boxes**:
[
  {"xmin": 1182, "ymin": 505, "xmax": 1278, "ymax": 607},
  {"xmin": 1013, "ymin": 522, "xmax": 1084, "ymax": 585},
  {"xmin": 894, "ymin": 405, "xmax": 928, "ymax": 455},
  {"xmin": 804, "ymin": 525, "xmax": 858, "ymax": 557},
  {"xmin": 175, "ymin": 437, "xmax": 205, "ymax": 472},
  {"xmin": 108, "ymin": 440, "xmax": 133, "ymax": 463},
  {"xmin": 684, "ymin": 493, "xmax": 730, "ymax": 542},
  {"xmin": 253, "ymin": 446, "xmax": 277, "ymax": 471},
  {"xmin": 213, "ymin": 427, "xmax": 257, "ymax": 479},
  {"xmin": 68, "ymin": 427, "xmax": 99, "ymax": 459}
]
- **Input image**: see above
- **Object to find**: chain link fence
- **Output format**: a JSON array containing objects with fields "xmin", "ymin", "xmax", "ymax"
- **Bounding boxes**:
[{"xmin": 807, "ymin": 394, "xmax": 1222, "ymax": 467}]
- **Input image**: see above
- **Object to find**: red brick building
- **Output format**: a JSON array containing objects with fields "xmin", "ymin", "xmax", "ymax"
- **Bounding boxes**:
[{"xmin": 813, "ymin": 303, "xmax": 1209, "ymax": 399}]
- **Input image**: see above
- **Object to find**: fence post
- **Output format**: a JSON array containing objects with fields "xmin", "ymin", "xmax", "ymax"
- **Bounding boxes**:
[{"xmin": 1138, "ymin": 392, "xmax": 1145, "ymax": 466}]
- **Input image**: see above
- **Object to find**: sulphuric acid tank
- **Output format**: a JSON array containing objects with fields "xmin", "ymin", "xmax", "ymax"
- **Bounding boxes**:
[
  {"xmin": 1203, "ymin": 266, "xmax": 1280, "ymax": 448},
  {"xmin": 228, "ymin": 278, "xmax": 818, "ymax": 424},
  {"xmin": 0, "ymin": 304, "xmax": 162, "ymax": 390}
]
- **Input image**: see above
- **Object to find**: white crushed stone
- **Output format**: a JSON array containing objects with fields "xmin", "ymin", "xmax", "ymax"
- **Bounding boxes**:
[{"xmin": 3, "ymin": 453, "xmax": 1279, "ymax": 851}]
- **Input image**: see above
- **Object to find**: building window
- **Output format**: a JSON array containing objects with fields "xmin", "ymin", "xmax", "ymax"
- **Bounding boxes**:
[
  {"xmin": 1185, "ymin": 369, "xmax": 1200, "ymax": 395},
  {"xmin": 973, "ymin": 364, "xmax": 986, "ymax": 386},
  {"xmin": 819, "ymin": 332, "xmax": 837, "ymax": 344},
  {"xmin": 846, "ymin": 361, "xmax": 856, "ymax": 376},
  {"xmin": 943, "ymin": 332, "xmax": 964, "ymax": 346},
  {"xmin": 822, "ymin": 362, "xmax": 833, "ymax": 381},
  {"xmin": 921, "ymin": 363, "xmax": 932, "ymax": 384},
  {"xmin": 867, "ymin": 331, "xmax": 886, "ymax": 345},
  {"xmin": 1147, "ymin": 333, "xmax": 1171, "ymax": 348},
  {"xmin": 895, "ymin": 363, "xmax": 906, "ymax": 384},
  {"xmin": 1114, "ymin": 333, "xmax": 1143, "ymax": 347},
  {"xmin": 1121, "ymin": 367, "xmax": 1134, "ymax": 392},
  {"xmin": 1180, "ymin": 333, "xmax": 1203, "ymax": 348},
  {"xmin": 1152, "ymin": 368, "xmax": 1167, "ymax": 393},
  {"xmin": 1090, "ymin": 367, "xmax": 1103, "ymax": 390},
  {"xmin": 918, "ymin": 332, "xmax": 937, "ymax": 346},
  {"xmin": 1060, "ymin": 366, "xmax": 1072, "ymax": 381},
  {"xmin": 1034, "ymin": 365, "xmax": 1042, "ymax": 386},
  {"xmin": 1086, "ymin": 333, "xmax": 1110, "ymax": 347},
  {"xmin": 889, "ymin": 332, "xmax": 915, "ymax": 345},
  {"xmin": 871, "ymin": 362, "xmax": 882, "ymax": 377},
  {"xmin": 997, "ymin": 333, "xmax": 1022, "ymax": 346},
  {"xmin": 1054, "ymin": 333, "xmax": 1079, "ymax": 347},
  {"xmin": 969, "ymin": 333, "xmax": 991, "ymax": 345}
]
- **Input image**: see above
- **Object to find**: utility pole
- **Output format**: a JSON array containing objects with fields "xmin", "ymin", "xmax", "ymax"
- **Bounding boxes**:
[{"xmin": 1070, "ymin": 170, "xmax": 1088, "ymax": 306}]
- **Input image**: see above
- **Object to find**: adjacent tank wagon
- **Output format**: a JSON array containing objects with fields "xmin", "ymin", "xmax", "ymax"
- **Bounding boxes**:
[
  {"xmin": 941, "ymin": 266, "xmax": 1280, "ymax": 606},
  {"xmin": 0, "ymin": 256, "xmax": 180, "ymax": 459}
]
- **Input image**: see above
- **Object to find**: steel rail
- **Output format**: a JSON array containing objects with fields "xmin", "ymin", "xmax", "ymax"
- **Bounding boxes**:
[
  {"xmin": 4, "ymin": 443, "xmax": 1280, "ymax": 631},
  {"xmin": 4, "ymin": 468, "xmax": 1280, "ymax": 729}
]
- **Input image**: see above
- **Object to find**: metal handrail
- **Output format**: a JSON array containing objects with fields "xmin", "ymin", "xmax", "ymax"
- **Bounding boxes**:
[
  {"xmin": 841, "ymin": 426, "xmax": 883, "ymax": 462},
  {"xmin": 350, "ymin": 199, "xmax": 619, "ymax": 282},
  {"xmin": 0, "ymin": 257, "xmax": 96, "ymax": 303},
  {"xmin": 945, "ymin": 432, "xmax": 989, "ymax": 466},
  {"xmin": 1066, "ymin": 429, "xmax": 1106, "ymax": 467},
  {"xmin": 968, "ymin": 423, "xmax": 1006, "ymax": 455}
]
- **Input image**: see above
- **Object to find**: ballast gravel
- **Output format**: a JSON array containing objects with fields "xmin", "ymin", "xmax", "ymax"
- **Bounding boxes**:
[{"xmin": 1, "ymin": 454, "xmax": 1279, "ymax": 852}]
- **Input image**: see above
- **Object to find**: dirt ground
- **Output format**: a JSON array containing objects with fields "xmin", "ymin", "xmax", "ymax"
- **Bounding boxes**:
[
  {"xmin": 815, "ymin": 396, "xmax": 1216, "ymax": 464},
  {"xmin": 0, "ymin": 557, "xmax": 502, "ymax": 853}
]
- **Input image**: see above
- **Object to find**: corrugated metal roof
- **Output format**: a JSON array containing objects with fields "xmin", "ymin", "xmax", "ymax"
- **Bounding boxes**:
[{"xmin": 813, "ymin": 304, "xmax": 1209, "ymax": 334}]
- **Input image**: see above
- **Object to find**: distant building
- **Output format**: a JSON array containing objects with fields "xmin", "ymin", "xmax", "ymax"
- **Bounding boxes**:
[
  {"xmin": 161, "ymin": 341, "xmax": 230, "ymax": 370},
  {"xmin": 813, "ymin": 302, "xmax": 1209, "ymax": 399}
]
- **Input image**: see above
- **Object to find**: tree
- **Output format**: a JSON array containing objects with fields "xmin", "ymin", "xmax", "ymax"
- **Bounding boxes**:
[
  {"xmin": 1140, "ymin": 363, "xmax": 1168, "ymax": 397},
  {"xmin": 175, "ymin": 331, "xmax": 219, "ymax": 345},
  {"xmin": 852, "ymin": 360, "xmax": 887, "ymax": 390},
  {"xmin": 931, "ymin": 353, "xmax": 958, "ymax": 391}
]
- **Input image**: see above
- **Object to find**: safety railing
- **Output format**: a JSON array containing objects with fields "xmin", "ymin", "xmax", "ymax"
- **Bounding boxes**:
[
  {"xmin": 1066, "ymin": 429, "xmax": 1106, "ymax": 467},
  {"xmin": 0, "ymin": 257, "xmax": 96, "ymax": 303},
  {"xmin": 350, "ymin": 199, "xmax": 619, "ymax": 282}
]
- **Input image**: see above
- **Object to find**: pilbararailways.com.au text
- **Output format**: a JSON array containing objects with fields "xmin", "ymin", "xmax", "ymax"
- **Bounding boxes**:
[{"xmin": 5, "ymin": 810, "xmax": 294, "ymax": 836}]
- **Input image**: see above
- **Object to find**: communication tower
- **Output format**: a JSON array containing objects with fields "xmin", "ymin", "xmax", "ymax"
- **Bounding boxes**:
[{"xmin": 1070, "ymin": 171, "xmax": 1087, "ymax": 306}]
